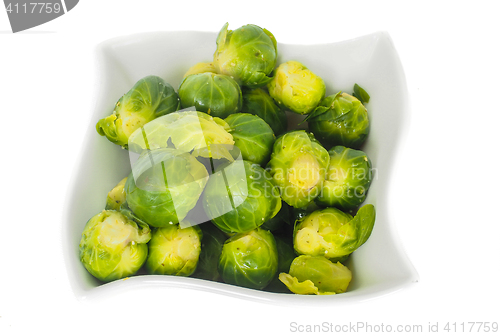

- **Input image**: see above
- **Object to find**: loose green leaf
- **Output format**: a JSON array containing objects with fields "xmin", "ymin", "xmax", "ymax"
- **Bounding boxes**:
[{"xmin": 352, "ymin": 83, "xmax": 370, "ymax": 104}]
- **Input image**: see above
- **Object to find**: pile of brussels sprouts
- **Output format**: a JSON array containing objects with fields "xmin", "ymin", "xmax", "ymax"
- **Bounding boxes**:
[{"xmin": 81, "ymin": 23, "xmax": 376, "ymax": 295}]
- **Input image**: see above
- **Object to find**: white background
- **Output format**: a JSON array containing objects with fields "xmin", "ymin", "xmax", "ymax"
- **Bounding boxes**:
[{"xmin": 1, "ymin": 1, "xmax": 499, "ymax": 335}]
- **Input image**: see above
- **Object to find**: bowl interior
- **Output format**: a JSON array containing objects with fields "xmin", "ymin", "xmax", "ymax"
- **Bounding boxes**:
[{"xmin": 63, "ymin": 30, "xmax": 418, "ymax": 304}]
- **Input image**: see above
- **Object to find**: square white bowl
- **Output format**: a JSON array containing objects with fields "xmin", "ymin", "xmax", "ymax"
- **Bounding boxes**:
[{"xmin": 63, "ymin": 30, "xmax": 418, "ymax": 305}]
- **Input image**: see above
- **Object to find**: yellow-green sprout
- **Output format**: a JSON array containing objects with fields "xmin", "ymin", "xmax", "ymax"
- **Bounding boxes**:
[
  {"xmin": 146, "ymin": 223, "xmax": 202, "ymax": 276},
  {"xmin": 203, "ymin": 160, "xmax": 282, "ymax": 233},
  {"xmin": 307, "ymin": 92, "xmax": 369, "ymax": 149},
  {"xmin": 267, "ymin": 61, "xmax": 325, "ymax": 115},
  {"xmin": 267, "ymin": 130, "xmax": 329, "ymax": 208},
  {"xmin": 293, "ymin": 205, "xmax": 376, "ymax": 260},
  {"xmin": 79, "ymin": 210, "xmax": 151, "ymax": 282},
  {"xmin": 317, "ymin": 146, "xmax": 373, "ymax": 210},
  {"xmin": 218, "ymin": 228, "xmax": 278, "ymax": 290},
  {"xmin": 225, "ymin": 113, "xmax": 275, "ymax": 166},
  {"xmin": 178, "ymin": 73, "xmax": 242, "ymax": 119},
  {"xmin": 279, "ymin": 255, "xmax": 352, "ymax": 295},
  {"xmin": 213, "ymin": 23, "xmax": 277, "ymax": 88},
  {"xmin": 96, "ymin": 76, "xmax": 179, "ymax": 148}
]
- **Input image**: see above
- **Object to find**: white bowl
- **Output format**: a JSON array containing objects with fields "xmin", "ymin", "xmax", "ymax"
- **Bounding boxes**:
[{"xmin": 63, "ymin": 30, "xmax": 418, "ymax": 305}]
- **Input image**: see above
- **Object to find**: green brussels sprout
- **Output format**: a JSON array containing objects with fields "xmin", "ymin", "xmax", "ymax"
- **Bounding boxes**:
[
  {"xmin": 264, "ymin": 234, "xmax": 296, "ymax": 293},
  {"xmin": 191, "ymin": 222, "xmax": 227, "ymax": 281},
  {"xmin": 279, "ymin": 255, "xmax": 352, "ymax": 295},
  {"xmin": 146, "ymin": 223, "xmax": 202, "ymax": 276},
  {"xmin": 225, "ymin": 113, "xmax": 275, "ymax": 166},
  {"xmin": 178, "ymin": 73, "xmax": 242, "ymax": 119},
  {"xmin": 79, "ymin": 210, "xmax": 151, "ymax": 282},
  {"xmin": 218, "ymin": 228, "xmax": 278, "ymax": 290},
  {"xmin": 96, "ymin": 76, "xmax": 180, "ymax": 148},
  {"xmin": 307, "ymin": 91, "xmax": 369, "ymax": 149},
  {"xmin": 213, "ymin": 23, "xmax": 278, "ymax": 88},
  {"xmin": 183, "ymin": 62, "xmax": 216, "ymax": 77},
  {"xmin": 267, "ymin": 61, "xmax": 326, "ymax": 115},
  {"xmin": 203, "ymin": 160, "xmax": 282, "ymax": 233},
  {"xmin": 267, "ymin": 130, "xmax": 330, "ymax": 208},
  {"xmin": 105, "ymin": 177, "xmax": 128, "ymax": 210},
  {"xmin": 125, "ymin": 148, "xmax": 209, "ymax": 227},
  {"xmin": 241, "ymin": 87, "xmax": 288, "ymax": 136},
  {"xmin": 316, "ymin": 146, "xmax": 373, "ymax": 210},
  {"xmin": 127, "ymin": 111, "xmax": 234, "ymax": 161},
  {"xmin": 293, "ymin": 204, "xmax": 376, "ymax": 260}
]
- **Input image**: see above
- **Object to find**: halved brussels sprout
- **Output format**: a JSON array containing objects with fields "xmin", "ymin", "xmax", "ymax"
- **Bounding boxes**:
[
  {"xmin": 96, "ymin": 76, "xmax": 180, "ymax": 148},
  {"xmin": 183, "ymin": 62, "xmax": 216, "ymax": 77},
  {"xmin": 307, "ymin": 92, "xmax": 369, "ymax": 149},
  {"xmin": 267, "ymin": 61, "xmax": 325, "ymax": 115},
  {"xmin": 225, "ymin": 113, "xmax": 275, "ymax": 166},
  {"xmin": 79, "ymin": 210, "xmax": 151, "ymax": 282},
  {"xmin": 105, "ymin": 177, "xmax": 127, "ymax": 210},
  {"xmin": 218, "ymin": 228, "xmax": 278, "ymax": 290},
  {"xmin": 293, "ymin": 204, "xmax": 376, "ymax": 260},
  {"xmin": 317, "ymin": 146, "xmax": 373, "ymax": 210},
  {"xmin": 203, "ymin": 160, "xmax": 282, "ymax": 233},
  {"xmin": 213, "ymin": 23, "xmax": 277, "ymax": 88},
  {"xmin": 178, "ymin": 73, "xmax": 242, "ymax": 119},
  {"xmin": 191, "ymin": 222, "xmax": 227, "ymax": 281},
  {"xmin": 127, "ymin": 111, "xmax": 234, "ymax": 161},
  {"xmin": 125, "ymin": 148, "xmax": 209, "ymax": 227},
  {"xmin": 146, "ymin": 223, "xmax": 202, "ymax": 276},
  {"xmin": 279, "ymin": 255, "xmax": 352, "ymax": 295},
  {"xmin": 241, "ymin": 87, "xmax": 288, "ymax": 136},
  {"xmin": 267, "ymin": 130, "xmax": 330, "ymax": 208}
]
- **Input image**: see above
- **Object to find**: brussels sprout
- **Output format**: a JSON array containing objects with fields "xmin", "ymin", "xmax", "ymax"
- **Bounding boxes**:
[
  {"xmin": 213, "ymin": 23, "xmax": 277, "ymax": 88},
  {"xmin": 96, "ymin": 76, "xmax": 180, "ymax": 148},
  {"xmin": 316, "ymin": 146, "xmax": 373, "ymax": 210},
  {"xmin": 225, "ymin": 113, "xmax": 275, "ymax": 166},
  {"xmin": 79, "ymin": 210, "xmax": 151, "ymax": 282},
  {"xmin": 178, "ymin": 73, "xmax": 242, "ymax": 119},
  {"xmin": 146, "ymin": 223, "xmax": 202, "ymax": 276},
  {"xmin": 218, "ymin": 228, "xmax": 278, "ymax": 290},
  {"xmin": 203, "ymin": 160, "xmax": 281, "ymax": 233},
  {"xmin": 279, "ymin": 255, "xmax": 352, "ymax": 295},
  {"xmin": 127, "ymin": 110, "xmax": 234, "ymax": 161},
  {"xmin": 241, "ymin": 87, "xmax": 288, "ymax": 136},
  {"xmin": 105, "ymin": 177, "xmax": 127, "ymax": 210},
  {"xmin": 267, "ymin": 61, "xmax": 325, "ymax": 115},
  {"xmin": 307, "ymin": 92, "xmax": 369, "ymax": 149},
  {"xmin": 267, "ymin": 130, "xmax": 330, "ymax": 208},
  {"xmin": 264, "ymin": 234, "xmax": 296, "ymax": 293},
  {"xmin": 125, "ymin": 148, "xmax": 209, "ymax": 227},
  {"xmin": 191, "ymin": 222, "xmax": 227, "ymax": 281},
  {"xmin": 183, "ymin": 62, "xmax": 216, "ymax": 77},
  {"xmin": 293, "ymin": 204, "xmax": 376, "ymax": 260}
]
